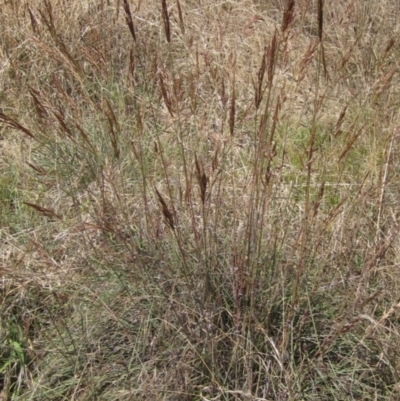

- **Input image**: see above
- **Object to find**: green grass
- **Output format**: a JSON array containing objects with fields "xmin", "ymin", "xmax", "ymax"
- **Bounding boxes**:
[{"xmin": 1, "ymin": 0, "xmax": 400, "ymax": 400}]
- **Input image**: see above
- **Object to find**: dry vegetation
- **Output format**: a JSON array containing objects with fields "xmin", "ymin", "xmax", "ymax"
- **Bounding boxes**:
[{"xmin": 1, "ymin": 0, "xmax": 400, "ymax": 399}]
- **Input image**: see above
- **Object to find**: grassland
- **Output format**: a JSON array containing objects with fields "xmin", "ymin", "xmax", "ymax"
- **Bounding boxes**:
[{"xmin": 1, "ymin": 0, "xmax": 400, "ymax": 399}]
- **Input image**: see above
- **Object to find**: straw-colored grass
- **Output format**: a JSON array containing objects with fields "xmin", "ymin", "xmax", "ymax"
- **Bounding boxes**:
[{"xmin": 1, "ymin": 1, "xmax": 400, "ymax": 400}]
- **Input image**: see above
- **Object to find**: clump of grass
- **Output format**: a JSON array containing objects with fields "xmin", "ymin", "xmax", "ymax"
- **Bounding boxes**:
[{"xmin": 1, "ymin": 0, "xmax": 400, "ymax": 400}]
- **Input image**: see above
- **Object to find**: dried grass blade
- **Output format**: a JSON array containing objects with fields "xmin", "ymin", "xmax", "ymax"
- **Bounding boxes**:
[
  {"xmin": 312, "ymin": 181, "xmax": 325, "ymax": 218},
  {"xmin": 39, "ymin": 3, "xmax": 83, "ymax": 76},
  {"xmin": 53, "ymin": 110, "xmax": 75, "ymax": 140},
  {"xmin": 229, "ymin": 75, "xmax": 236, "ymax": 136},
  {"xmin": 123, "ymin": 0, "xmax": 137, "ymax": 42},
  {"xmin": 254, "ymin": 48, "xmax": 267, "ymax": 109},
  {"xmin": 297, "ymin": 40, "xmax": 319, "ymax": 80},
  {"xmin": 334, "ymin": 105, "xmax": 348, "ymax": 137},
  {"xmin": 317, "ymin": 0, "xmax": 323, "ymax": 40},
  {"xmin": 155, "ymin": 188, "xmax": 175, "ymax": 229},
  {"xmin": 159, "ymin": 72, "xmax": 174, "ymax": 116},
  {"xmin": 374, "ymin": 65, "xmax": 397, "ymax": 97},
  {"xmin": 129, "ymin": 48, "xmax": 136, "ymax": 85},
  {"xmin": 27, "ymin": 6, "xmax": 39, "ymax": 33},
  {"xmin": 39, "ymin": 0, "xmax": 56, "ymax": 37},
  {"xmin": 26, "ymin": 162, "xmax": 47, "ymax": 175},
  {"xmin": 29, "ymin": 87, "xmax": 49, "ymax": 120},
  {"xmin": 176, "ymin": 0, "xmax": 185, "ymax": 34},
  {"xmin": 51, "ymin": 74, "xmax": 78, "ymax": 111},
  {"xmin": 219, "ymin": 77, "xmax": 227, "ymax": 111},
  {"xmin": 162, "ymin": 0, "xmax": 171, "ymax": 43},
  {"xmin": 103, "ymin": 100, "xmax": 121, "ymax": 159},
  {"xmin": 340, "ymin": 38, "xmax": 360, "ymax": 70},
  {"xmin": 0, "ymin": 111, "xmax": 35, "ymax": 138},
  {"xmin": 269, "ymin": 95, "xmax": 281, "ymax": 145},
  {"xmin": 195, "ymin": 154, "xmax": 208, "ymax": 204},
  {"xmin": 361, "ymin": 223, "xmax": 400, "ymax": 275},
  {"xmin": 74, "ymin": 123, "xmax": 95, "ymax": 152},
  {"xmin": 282, "ymin": 0, "xmax": 295, "ymax": 33},
  {"xmin": 24, "ymin": 202, "xmax": 62, "ymax": 220},
  {"xmin": 212, "ymin": 146, "xmax": 220, "ymax": 173},
  {"xmin": 267, "ymin": 30, "xmax": 278, "ymax": 84},
  {"xmin": 338, "ymin": 125, "xmax": 365, "ymax": 162}
]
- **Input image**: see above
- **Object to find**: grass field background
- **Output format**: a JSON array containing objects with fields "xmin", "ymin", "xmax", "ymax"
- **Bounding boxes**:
[{"xmin": 1, "ymin": 0, "xmax": 400, "ymax": 399}]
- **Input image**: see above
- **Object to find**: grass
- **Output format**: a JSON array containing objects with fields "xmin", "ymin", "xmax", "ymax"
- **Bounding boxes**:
[{"xmin": 1, "ymin": 0, "xmax": 400, "ymax": 399}]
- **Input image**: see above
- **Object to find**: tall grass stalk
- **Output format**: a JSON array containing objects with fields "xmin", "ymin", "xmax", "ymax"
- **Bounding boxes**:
[{"xmin": 1, "ymin": 0, "xmax": 400, "ymax": 400}]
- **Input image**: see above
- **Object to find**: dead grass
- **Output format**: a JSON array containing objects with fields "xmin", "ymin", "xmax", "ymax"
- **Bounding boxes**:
[{"xmin": 1, "ymin": 0, "xmax": 400, "ymax": 400}]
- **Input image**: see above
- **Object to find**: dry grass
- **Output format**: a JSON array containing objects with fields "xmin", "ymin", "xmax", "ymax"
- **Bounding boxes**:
[{"xmin": 1, "ymin": 0, "xmax": 400, "ymax": 400}]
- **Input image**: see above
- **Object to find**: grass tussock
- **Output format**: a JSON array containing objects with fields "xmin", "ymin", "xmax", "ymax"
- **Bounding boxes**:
[{"xmin": 1, "ymin": 0, "xmax": 400, "ymax": 400}]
